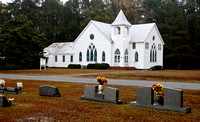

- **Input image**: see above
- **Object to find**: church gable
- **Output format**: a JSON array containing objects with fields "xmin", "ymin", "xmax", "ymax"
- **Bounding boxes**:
[{"xmin": 74, "ymin": 20, "xmax": 112, "ymax": 44}]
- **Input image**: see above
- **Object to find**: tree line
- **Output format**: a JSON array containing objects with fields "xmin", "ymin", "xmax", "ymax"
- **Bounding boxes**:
[{"xmin": 0, "ymin": 0, "xmax": 200, "ymax": 69}]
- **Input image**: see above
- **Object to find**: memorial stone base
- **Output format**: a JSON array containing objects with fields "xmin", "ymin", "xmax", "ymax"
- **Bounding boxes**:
[
  {"xmin": 130, "ymin": 87, "xmax": 191, "ymax": 114},
  {"xmin": 0, "ymin": 87, "xmax": 21, "ymax": 94},
  {"xmin": 80, "ymin": 85, "xmax": 122, "ymax": 104},
  {"xmin": 0, "ymin": 94, "xmax": 11, "ymax": 107}
]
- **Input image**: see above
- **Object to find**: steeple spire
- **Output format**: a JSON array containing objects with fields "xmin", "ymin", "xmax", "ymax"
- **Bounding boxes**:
[{"xmin": 111, "ymin": 10, "xmax": 131, "ymax": 26}]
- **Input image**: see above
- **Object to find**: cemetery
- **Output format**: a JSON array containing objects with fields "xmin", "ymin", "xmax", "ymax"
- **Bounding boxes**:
[{"xmin": 0, "ymin": 69, "xmax": 199, "ymax": 121}]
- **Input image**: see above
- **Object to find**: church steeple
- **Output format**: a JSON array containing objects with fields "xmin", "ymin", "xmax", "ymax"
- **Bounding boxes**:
[
  {"xmin": 111, "ymin": 10, "xmax": 131, "ymax": 27},
  {"xmin": 111, "ymin": 10, "xmax": 131, "ymax": 40}
]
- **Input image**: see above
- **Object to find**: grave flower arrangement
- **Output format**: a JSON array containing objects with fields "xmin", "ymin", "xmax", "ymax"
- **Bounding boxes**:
[
  {"xmin": 152, "ymin": 83, "xmax": 164, "ymax": 98},
  {"xmin": 97, "ymin": 76, "xmax": 108, "ymax": 85},
  {"xmin": 152, "ymin": 83, "xmax": 164, "ymax": 105},
  {"xmin": 0, "ymin": 79, "xmax": 5, "ymax": 87}
]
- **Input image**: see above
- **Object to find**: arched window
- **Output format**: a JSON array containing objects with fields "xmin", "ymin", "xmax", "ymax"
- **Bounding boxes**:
[
  {"xmin": 102, "ymin": 51, "xmax": 105, "ymax": 62},
  {"xmin": 124, "ymin": 49, "xmax": 128, "ymax": 63},
  {"xmin": 115, "ymin": 49, "xmax": 120, "ymax": 63},
  {"xmin": 87, "ymin": 49, "xmax": 89, "ymax": 61},
  {"xmin": 150, "ymin": 44, "xmax": 157, "ymax": 62},
  {"xmin": 94, "ymin": 49, "xmax": 97, "ymax": 61},
  {"xmin": 135, "ymin": 52, "xmax": 138, "ymax": 62},
  {"xmin": 91, "ymin": 49, "xmax": 93, "ymax": 61},
  {"xmin": 79, "ymin": 52, "xmax": 82, "ymax": 62},
  {"xmin": 115, "ymin": 27, "xmax": 121, "ymax": 35},
  {"xmin": 125, "ymin": 27, "xmax": 129, "ymax": 35},
  {"xmin": 87, "ymin": 43, "xmax": 97, "ymax": 62}
]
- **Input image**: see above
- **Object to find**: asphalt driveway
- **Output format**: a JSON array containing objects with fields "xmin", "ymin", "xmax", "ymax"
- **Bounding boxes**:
[{"xmin": 0, "ymin": 74, "xmax": 200, "ymax": 90}]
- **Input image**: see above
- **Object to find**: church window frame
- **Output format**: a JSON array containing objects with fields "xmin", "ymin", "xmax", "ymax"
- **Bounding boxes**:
[
  {"xmin": 115, "ymin": 49, "xmax": 120, "ymax": 63},
  {"xmin": 79, "ymin": 52, "xmax": 82, "ymax": 62},
  {"xmin": 90, "ymin": 34, "xmax": 94, "ymax": 40},
  {"xmin": 87, "ymin": 49, "xmax": 89, "ymax": 61},
  {"xmin": 124, "ymin": 49, "xmax": 128, "ymax": 63},
  {"xmin": 150, "ymin": 44, "xmax": 157, "ymax": 62},
  {"xmin": 94, "ymin": 49, "xmax": 97, "ymax": 62},
  {"xmin": 115, "ymin": 27, "xmax": 121, "ymax": 35},
  {"xmin": 63, "ymin": 55, "xmax": 65, "ymax": 62},
  {"xmin": 125, "ymin": 27, "xmax": 129, "ymax": 35},
  {"xmin": 102, "ymin": 51, "xmax": 105, "ymax": 62},
  {"xmin": 158, "ymin": 44, "xmax": 161, "ymax": 50},
  {"xmin": 153, "ymin": 36, "xmax": 155, "ymax": 41},
  {"xmin": 87, "ymin": 43, "xmax": 97, "ymax": 62},
  {"xmin": 91, "ymin": 49, "xmax": 94, "ymax": 61},
  {"xmin": 55, "ymin": 55, "xmax": 57, "ymax": 62},
  {"xmin": 70, "ymin": 55, "xmax": 73, "ymax": 62},
  {"xmin": 132, "ymin": 43, "xmax": 136, "ymax": 49},
  {"xmin": 135, "ymin": 52, "xmax": 139, "ymax": 62}
]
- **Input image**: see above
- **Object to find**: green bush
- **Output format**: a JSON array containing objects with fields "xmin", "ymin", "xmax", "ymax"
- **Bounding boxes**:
[
  {"xmin": 87, "ymin": 63, "xmax": 110, "ymax": 69},
  {"xmin": 68, "ymin": 64, "xmax": 81, "ymax": 69},
  {"xmin": 150, "ymin": 65, "xmax": 163, "ymax": 70}
]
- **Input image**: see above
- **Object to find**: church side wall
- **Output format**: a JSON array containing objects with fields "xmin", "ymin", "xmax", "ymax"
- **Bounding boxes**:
[
  {"xmin": 128, "ymin": 42, "xmax": 144, "ymax": 69},
  {"xmin": 47, "ymin": 55, "xmax": 71, "ymax": 68},
  {"xmin": 143, "ymin": 27, "xmax": 163, "ymax": 69},
  {"xmin": 73, "ymin": 23, "xmax": 112, "ymax": 67}
]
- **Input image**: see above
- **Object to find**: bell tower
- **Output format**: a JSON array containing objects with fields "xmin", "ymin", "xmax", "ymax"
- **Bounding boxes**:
[
  {"xmin": 111, "ymin": 10, "xmax": 132, "ymax": 67},
  {"xmin": 111, "ymin": 10, "xmax": 131, "ymax": 41}
]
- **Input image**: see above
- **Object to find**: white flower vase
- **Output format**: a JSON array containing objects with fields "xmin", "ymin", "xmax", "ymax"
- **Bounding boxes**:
[{"xmin": 98, "ymin": 84, "xmax": 103, "ymax": 94}]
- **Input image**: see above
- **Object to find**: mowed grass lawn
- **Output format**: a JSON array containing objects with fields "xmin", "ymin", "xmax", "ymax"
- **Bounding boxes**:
[{"xmin": 0, "ymin": 69, "xmax": 200, "ymax": 121}]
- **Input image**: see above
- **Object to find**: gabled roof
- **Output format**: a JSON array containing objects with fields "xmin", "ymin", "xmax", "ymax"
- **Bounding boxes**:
[
  {"xmin": 74, "ymin": 20, "xmax": 112, "ymax": 43},
  {"xmin": 131, "ymin": 23, "xmax": 155, "ymax": 42},
  {"xmin": 44, "ymin": 42, "xmax": 74, "ymax": 55},
  {"xmin": 131, "ymin": 23, "xmax": 164, "ymax": 44},
  {"xmin": 92, "ymin": 20, "xmax": 112, "ymax": 41},
  {"xmin": 111, "ymin": 10, "xmax": 131, "ymax": 26}
]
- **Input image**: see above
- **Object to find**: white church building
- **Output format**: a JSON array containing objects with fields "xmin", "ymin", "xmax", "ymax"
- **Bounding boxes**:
[{"xmin": 42, "ymin": 10, "xmax": 164, "ymax": 69}]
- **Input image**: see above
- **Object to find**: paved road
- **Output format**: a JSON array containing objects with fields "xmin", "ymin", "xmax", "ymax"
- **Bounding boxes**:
[{"xmin": 0, "ymin": 74, "xmax": 200, "ymax": 90}]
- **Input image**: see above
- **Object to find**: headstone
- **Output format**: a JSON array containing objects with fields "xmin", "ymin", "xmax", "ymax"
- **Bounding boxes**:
[
  {"xmin": 0, "ymin": 94, "xmax": 10, "ymax": 107},
  {"xmin": 104, "ymin": 87, "xmax": 119, "ymax": 101},
  {"xmin": 164, "ymin": 88, "xmax": 183, "ymax": 108},
  {"xmin": 4, "ymin": 87, "xmax": 20, "ymax": 94},
  {"xmin": 80, "ymin": 85, "xmax": 122, "ymax": 104},
  {"xmin": 83, "ymin": 85, "xmax": 98, "ymax": 98},
  {"xmin": 130, "ymin": 87, "xmax": 191, "ymax": 113},
  {"xmin": 6, "ymin": 87, "xmax": 17, "ymax": 92},
  {"xmin": 39, "ymin": 85, "xmax": 61, "ymax": 97},
  {"xmin": 136, "ymin": 87, "xmax": 153, "ymax": 106}
]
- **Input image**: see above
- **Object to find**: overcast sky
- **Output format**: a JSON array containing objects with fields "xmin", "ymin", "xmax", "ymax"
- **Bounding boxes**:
[{"xmin": 1, "ymin": 0, "xmax": 68, "ymax": 4}]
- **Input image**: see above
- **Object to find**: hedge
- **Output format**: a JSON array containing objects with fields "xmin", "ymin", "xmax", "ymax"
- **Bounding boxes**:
[
  {"xmin": 150, "ymin": 65, "xmax": 163, "ymax": 70},
  {"xmin": 87, "ymin": 63, "xmax": 110, "ymax": 69},
  {"xmin": 68, "ymin": 64, "xmax": 81, "ymax": 69}
]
